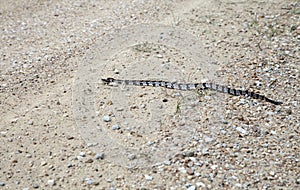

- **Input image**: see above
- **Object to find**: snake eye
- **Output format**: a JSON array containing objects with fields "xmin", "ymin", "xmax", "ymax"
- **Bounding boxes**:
[{"xmin": 108, "ymin": 78, "xmax": 114, "ymax": 82}]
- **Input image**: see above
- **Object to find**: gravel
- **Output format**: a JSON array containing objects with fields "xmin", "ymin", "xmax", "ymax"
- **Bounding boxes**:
[
  {"xmin": 79, "ymin": 152, "xmax": 86, "ymax": 157},
  {"xmin": 111, "ymin": 124, "xmax": 120, "ymax": 130},
  {"xmin": 95, "ymin": 153, "xmax": 104, "ymax": 160},
  {"xmin": 1, "ymin": 0, "xmax": 299, "ymax": 189},
  {"xmin": 102, "ymin": 115, "xmax": 111, "ymax": 122},
  {"xmin": 47, "ymin": 179, "xmax": 55, "ymax": 186},
  {"xmin": 145, "ymin": 175, "xmax": 153, "ymax": 181}
]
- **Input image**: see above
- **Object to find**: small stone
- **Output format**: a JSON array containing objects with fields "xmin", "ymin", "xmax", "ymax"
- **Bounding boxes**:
[
  {"xmin": 178, "ymin": 167, "xmax": 187, "ymax": 173},
  {"xmin": 32, "ymin": 183, "xmax": 39, "ymax": 188},
  {"xmin": 156, "ymin": 54, "xmax": 163, "ymax": 58},
  {"xmin": 85, "ymin": 158, "xmax": 93, "ymax": 163},
  {"xmin": 187, "ymin": 168, "xmax": 194, "ymax": 175},
  {"xmin": 66, "ymin": 136, "xmax": 74, "ymax": 140},
  {"xmin": 194, "ymin": 172, "xmax": 201, "ymax": 177},
  {"xmin": 147, "ymin": 141, "xmax": 154, "ymax": 146},
  {"xmin": 202, "ymin": 148, "xmax": 209, "ymax": 155},
  {"xmin": 238, "ymin": 99, "xmax": 246, "ymax": 105},
  {"xmin": 128, "ymin": 154, "xmax": 136, "ymax": 160},
  {"xmin": 106, "ymin": 178, "xmax": 112, "ymax": 183},
  {"xmin": 211, "ymin": 165, "xmax": 218, "ymax": 170},
  {"xmin": 41, "ymin": 161, "xmax": 47, "ymax": 166},
  {"xmin": 269, "ymin": 171, "xmax": 276, "ymax": 176},
  {"xmin": 103, "ymin": 115, "xmax": 111, "ymax": 122},
  {"xmin": 87, "ymin": 142, "xmax": 98, "ymax": 147},
  {"xmin": 221, "ymin": 118, "xmax": 228, "ymax": 124},
  {"xmin": 235, "ymin": 183, "xmax": 242, "ymax": 188},
  {"xmin": 114, "ymin": 69, "xmax": 119, "ymax": 74},
  {"xmin": 0, "ymin": 181, "xmax": 5, "ymax": 186},
  {"xmin": 196, "ymin": 182, "xmax": 205, "ymax": 187},
  {"xmin": 48, "ymin": 179, "xmax": 55, "ymax": 186},
  {"xmin": 95, "ymin": 153, "xmax": 104, "ymax": 160},
  {"xmin": 204, "ymin": 135, "xmax": 213, "ymax": 143},
  {"xmin": 112, "ymin": 124, "xmax": 120, "ymax": 130},
  {"xmin": 79, "ymin": 152, "xmax": 86, "ymax": 157},
  {"xmin": 183, "ymin": 150, "xmax": 194, "ymax": 157},
  {"xmin": 145, "ymin": 175, "xmax": 153, "ymax": 181},
  {"xmin": 163, "ymin": 160, "xmax": 171, "ymax": 165},
  {"xmin": 187, "ymin": 185, "xmax": 196, "ymax": 190},
  {"xmin": 116, "ymin": 107, "xmax": 124, "ymax": 111},
  {"xmin": 236, "ymin": 126, "xmax": 248, "ymax": 135},
  {"xmin": 85, "ymin": 178, "xmax": 95, "ymax": 185},
  {"xmin": 243, "ymin": 22, "xmax": 249, "ymax": 29}
]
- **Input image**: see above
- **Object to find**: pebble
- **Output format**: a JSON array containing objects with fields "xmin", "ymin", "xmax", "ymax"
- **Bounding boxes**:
[
  {"xmin": 163, "ymin": 160, "xmax": 171, "ymax": 165},
  {"xmin": 127, "ymin": 154, "xmax": 136, "ymax": 160},
  {"xmin": 147, "ymin": 141, "xmax": 154, "ymax": 146},
  {"xmin": 204, "ymin": 135, "xmax": 214, "ymax": 143},
  {"xmin": 112, "ymin": 124, "xmax": 120, "ymax": 130},
  {"xmin": 186, "ymin": 168, "xmax": 194, "ymax": 175},
  {"xmin": 47, "ymin": 179, "xmax": 55, "ymax": 186},
  {"xmin": 116, "ymin": 107, "xmax": 124, "ymax": 111},
  {"xmin": 87, "ymin": 142, "xmax": 98, "ymax": 147},
  {"xmin": 194, "ymin": 172, "xmax": 201, "ymax": 177},
  {"xmin": 187, "ymin": 185, "xmax": 196, "ymax": 190},
  {"xmin": 145, "ymin": 175, "xmax": 153, "ymax": 181},
  {"xmin": 103, "ymin": 115, "xmax": 111, "ymax": 122},
  {"xmin": 238, "ymin": 99, "xmax": 246, "ymax": 105},
  {"xmin": 41, "ymin": 161, "xmax": 47, "ymax": 166},
  {"xmin": 196, "ymin": 182, "xmax": 205, "ymax": 188},
  {"xmin": 32, "ymin": 183, "xmax": 39, "ymax": 188},
  {"xmin": 113, "ymin": 69, "xmax": 119, "ymax": 74},
  {"xmin": 85, "ymin": 158, "xmax": 93, "ymax": 163},
  {"xmin": 0, "ymin": 181, "xmax": 5, "ymax": 186},
  {"xmin": 269, "ymin": 171, "xmax": 276, "ymax": 176},
  {"xmin": 236, "ymin": 126, "xmax": 248, "ymax": 135},
  {"xmin": 202, "ymin": 148, "xmax": 210, "ymax": 155},
  {"xmin": 78, "ymin": 152, "xmax": 85, "ymax": 157},
  {"xmin": 95, "ymin": 153, "xmax": 104, "ymax": 160},
  {"xmin": 178, "ymin": 167, "xmax": 187, "ymax": 173},
  {"xmin": 235, "ymin": 183, "xmax": 242, "ymax": 188},
  {"xmin": 156, "ymin": 54, "xmax": 163, "ymax": 58},
  {"xmin": 210, "ymin": 165, "xmax": 218, "ymax": 170},
  {"xmin": 85, "ymin": 178, "xmax": 95, "ymax": 185},
  {"xmin": 183, "ymin": 150, "xmax": 194, "ymax": 157}
]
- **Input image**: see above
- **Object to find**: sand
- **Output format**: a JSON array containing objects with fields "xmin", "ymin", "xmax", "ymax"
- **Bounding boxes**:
[{"xmin": 1, "ymin": 0, "xmax": 299, "ymax": 189}]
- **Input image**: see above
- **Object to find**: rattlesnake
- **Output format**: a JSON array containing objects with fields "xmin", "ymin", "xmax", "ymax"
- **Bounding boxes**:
[{"xmin": 102, "ymin": 78, "xmax": 283, "ymax": 105}]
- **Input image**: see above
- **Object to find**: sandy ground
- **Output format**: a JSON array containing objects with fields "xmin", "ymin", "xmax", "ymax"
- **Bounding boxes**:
[{"xmin": 1, "ymin": 0, "xmax": 299, "ymax": 189}]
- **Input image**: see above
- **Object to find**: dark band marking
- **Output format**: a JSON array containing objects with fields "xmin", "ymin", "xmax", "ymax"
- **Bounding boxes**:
[{"xmin": 101, "ymin": 78, "xmax": 283, "ymax": 105}]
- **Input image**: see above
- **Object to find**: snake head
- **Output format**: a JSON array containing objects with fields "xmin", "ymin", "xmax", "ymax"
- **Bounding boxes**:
[{"xmin": 101, "ymin": 78, "xmax": 115, "ymax": 84}]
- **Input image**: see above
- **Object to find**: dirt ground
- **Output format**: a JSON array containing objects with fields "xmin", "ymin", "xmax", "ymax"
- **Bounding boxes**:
[{"xmin": 1, "ymin": 0, "xmax": 299, "ymax": 189}]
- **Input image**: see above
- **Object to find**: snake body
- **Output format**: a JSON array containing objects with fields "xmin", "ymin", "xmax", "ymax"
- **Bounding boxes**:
[{"xmin": 102, "ymin": 78, "xmax": 283, "ymax": 105}]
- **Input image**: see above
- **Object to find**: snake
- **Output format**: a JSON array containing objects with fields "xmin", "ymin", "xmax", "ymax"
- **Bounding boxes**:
[{"xmin": 102, "ymin": 78, "xmax": 283, "ymax": 105}]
